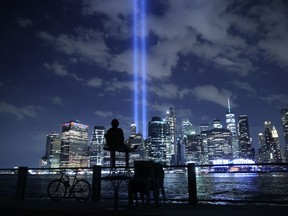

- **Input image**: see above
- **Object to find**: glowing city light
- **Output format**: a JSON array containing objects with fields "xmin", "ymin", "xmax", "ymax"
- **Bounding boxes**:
[
  {"xmin": 133, "ymin": 0, "xmax": 147, "ymax": 138},
  {"xmin": 141, "ymin": 0, "xmax": 147, "ymax": 138},
  {"xmin": 133, "ymin": 0, "xmax": 139, "ymax": 131}
]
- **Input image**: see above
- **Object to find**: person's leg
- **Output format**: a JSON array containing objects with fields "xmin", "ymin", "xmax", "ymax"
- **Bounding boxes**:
[
  {"xmin": 125, "ymin": 151, "xmax": 129, "ymax": 168},
  {"xmin": 110, "ymin": 150, "xmax": 116, "ymax": 167}
]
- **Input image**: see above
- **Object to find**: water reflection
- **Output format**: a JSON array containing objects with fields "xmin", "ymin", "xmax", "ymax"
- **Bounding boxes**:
[{"xmin": 1, "ymin": 171, "xmax": 288, "ymax": 203}]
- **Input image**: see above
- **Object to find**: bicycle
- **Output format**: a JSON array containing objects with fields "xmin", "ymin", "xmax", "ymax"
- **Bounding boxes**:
[{"xmin": 47, "ymin": 170, "xmax": 91, "ymax": 202}]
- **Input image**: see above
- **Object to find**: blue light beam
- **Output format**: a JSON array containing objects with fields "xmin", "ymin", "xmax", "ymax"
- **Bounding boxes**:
[
  {"xmin": 133, "ymin": 0, "xmax": 139, "ymax": 132},
  {"xmin": 141, "ymin": 0, "xmax": 147, "ymax": 139}
]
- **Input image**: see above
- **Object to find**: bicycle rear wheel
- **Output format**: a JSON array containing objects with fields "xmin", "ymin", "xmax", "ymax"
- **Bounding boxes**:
[
  {"xmin": 47, "ymin": 179, "xmax": 67, "ymax": 201},
  {"xmin": 73, "ymin": 179, "xmax": 91, "ymax": 202}
]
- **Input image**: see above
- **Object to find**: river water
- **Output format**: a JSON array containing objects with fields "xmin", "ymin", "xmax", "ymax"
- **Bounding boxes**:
[{"xmin": 1, "ymin": 172, "xmax": 288, "ymax": 203}]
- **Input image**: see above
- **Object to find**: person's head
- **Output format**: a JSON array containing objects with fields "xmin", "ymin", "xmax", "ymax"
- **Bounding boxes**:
[{"xmin": 111, "ymin": 119, "xmax": 119, "ymax": 127}]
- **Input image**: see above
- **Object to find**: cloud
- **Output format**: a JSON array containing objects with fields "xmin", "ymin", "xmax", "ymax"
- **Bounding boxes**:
[
  {"xmin": 87, "ymin": 78, "xmax": 103, "ymax": 87},
  {"xmin": 38, "ymin": 0, "xmax": 257, "ymax": 82},
  {"xmin": 253, "ymin": 1, "xmax": 288, "ymax": 68},
  {"xmin": 149, "ymin": 83, "xmax": 191, "ymax": 99},
  {"xmin": 176, "ymin": 108, "xmax": 193, "ymax": 119},
  {"xmin": 94, "ymin": 110, "xmax": 113, "ymax": 118},
  {"xmin": 192, "ymin": 85, "xmax": 234, "ymax": 108},
  {"xmin": 148, "ymin": 102, "xmax": 174, "ymax": 115},
  {"xmin": 230, "ymin": 81, "xmax": 257, "ymax": 94},
  {"xmin": 0, "ymin": 102, "xmax": 40, "ymax": 119},
  {"xmin": 37, "ymin": 29, "xmax": 110, "ymax": 66},
  {"xmin": 258, "ymin": 36, "xmax": 288, "ymax": 67},
  {"xmin": 104, "ymin": 78, "xmax": 133, "ymax": 92},
  {"xmin": 16, "ymin": 18, "xmax": 32, "ymax": 28},
  {"xmin": 260, "ymin": 94, "xmax": 288, "ymax": 104},
  {"xmin": 38, "ymin": 0, "xmax": 288, "ymax": 86},
  {"xmin": 51, "ymin": 97, "xmax": 63, "ymax": 106},
  {"xmin": 44, "ymin": 61, "xmax": 84, "ymax": 83},
  {"xmin": 44, "ymin": 62, "xmax": 69, "ymax": 76},
  {"xmin": 82, "ymin": 0, "xmax": 133, "ymax": 39}
]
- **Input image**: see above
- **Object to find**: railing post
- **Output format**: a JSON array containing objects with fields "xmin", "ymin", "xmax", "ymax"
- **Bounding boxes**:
[
  {"xmin": 16, "ymin": 166, "xmax": 28, "ymax": 199},
  {"xmin": 187, "ymin": 163, "xmax": 197, "ymax": 205},
  {"xmin": 91, "ymin": 165, "xmax": 102, "ymax": 202}
]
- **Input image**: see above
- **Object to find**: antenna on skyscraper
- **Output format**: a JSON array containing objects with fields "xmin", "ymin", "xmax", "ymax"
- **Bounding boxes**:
[{"xmin": 228, "ymin": 98, "xmax": 231, "ymax": 113}]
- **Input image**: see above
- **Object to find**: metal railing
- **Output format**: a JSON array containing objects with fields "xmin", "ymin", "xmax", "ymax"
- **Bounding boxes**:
[{"xmin": 1, "ymin": 163, "xmax": 288, "ymax": 205}]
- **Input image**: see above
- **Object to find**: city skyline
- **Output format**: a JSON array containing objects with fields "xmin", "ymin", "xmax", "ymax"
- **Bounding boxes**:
[{"xmin": 1, "ymin": 0, "xmax": 288, "ymax": 168}]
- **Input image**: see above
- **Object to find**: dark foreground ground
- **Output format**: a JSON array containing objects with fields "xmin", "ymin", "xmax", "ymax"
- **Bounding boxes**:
[{"xmin": 1, "ymin": 198, "xmax": 288, "ymax": 216}]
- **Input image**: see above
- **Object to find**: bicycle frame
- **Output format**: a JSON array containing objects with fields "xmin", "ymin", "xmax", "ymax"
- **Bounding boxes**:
[
  {"xmin": 47, "ymin": 169, "xmax": 91, "ymax": 201},
  {"xmin": 59, "ymin": 171, "xmax": 80, "ymax": 194}
]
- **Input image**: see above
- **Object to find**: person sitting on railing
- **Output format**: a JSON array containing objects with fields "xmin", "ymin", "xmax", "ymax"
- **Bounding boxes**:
[{"xmin": 104, "ymin": 119, "xmax": 137, "ymax": 167}]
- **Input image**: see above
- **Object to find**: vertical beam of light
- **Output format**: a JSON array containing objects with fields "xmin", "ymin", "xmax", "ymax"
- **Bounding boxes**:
[
  {"xmin": 141, "ymin": 0, "xmax": 147, "ymax": 139},
  {"xmin": 133, "ymin": 0, "xmax": 139, "ymax": 132}
]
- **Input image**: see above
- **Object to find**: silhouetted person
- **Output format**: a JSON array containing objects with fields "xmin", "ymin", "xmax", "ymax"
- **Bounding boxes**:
[{"xmin": 105, "ymin": 119, "xmax": 137, "ymax": 167}]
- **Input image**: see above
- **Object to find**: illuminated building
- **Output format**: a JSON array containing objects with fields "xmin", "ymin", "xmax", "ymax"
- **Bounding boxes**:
[
  {"xmin": 225, "ymin": 99, "xmax": 239, "ymax": 158},
  {"xmin": 148, "ymin": 116, "xmax": 170, "ymax": 165},
  {"xmin": 41, "ymin": 132, "xmax": 61, "ymax": 168},
  {"xmin": 181, "ymin": 118, "xmax": 196, "ymax": 165},
  {"xmin": 213, "ymin": 119, "xmax": 222, "ymax": 128},
  {"xmin": 129, "ymin": 132, "xmax": 144, "ymax": 162},
  {"xmin": 60, "ymin": 120, "xmax": 89, "ymax": 167},
  {"xmin": 131, "ymin": 122, "xmax": 136, "ymax": 135},
  {"xmin": 199, "ymin": 124, "xmax": 209, "ymax": 133},
  {"xmin": 281, "ymin": 108, "xmax": 288, "ymax": 162},
  {"xmin": 89, "ymin": 126, "xmax": 105, "ymax": 167},
  {"xmin": 257, "ymin": 132, "xmax": 268, "ymax": 162},
  {"xmin": 165, "ymin": 107, "xmax": 177, "ymax": 164},
  {"xmin": 238, "ymin": 115, "xmax": 254, "ymax": 160},
  {"xmin": 259, "ymin": 121, "xmax": 282, "ymax": 163},
  {"xmin": 207, "ymin": 119, "xmax": 233, "ymax": 162},
  {"xmin": 185, "ymin": 134, "xmax": 203, "ymax": 164},
  {"xmin": 270, "ymin": 126, "xmax": 282, "ymax": 162},
  {"xmin": 182, "ymin": 118, "xmax": 196, "ymax": 137}
]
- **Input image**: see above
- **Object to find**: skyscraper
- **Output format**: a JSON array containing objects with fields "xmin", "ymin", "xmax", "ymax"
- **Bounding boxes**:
[
  {"xmin": 165, "ymin": 107, "xmax": 177, "ymax": 164},
  {"xmin": 42, "ymin": 132, "xmax": 61, "ymax": 168},
  {"xmin": 199, "ymin": 124, "xmax": 209, "ymax": 133},
  {"xmin": 271, "ymin": 126, "xmax": 282, "ymax": 162},
  {"xmin": 181, "ymin": 118, "xmax": 195, "ymax": 165},
  {"xmin": 238, "ymin": 115, "xmax": 254, "ymax": 160},
  {"xmin": 185, "ymin": 134, "xmax": 203, "ymax": 164},
  {"xmin": 213, "ymin": 119, "xmax": 222, "ymax": 128},
  {"xmin": 259, "ymin": 121, "xmax": 282, "ymax": 163},
  {"xmin": 226, "ymin": 99, "xmax": 238, "ymax": 158},
  {"xmin": 182, "ymin": 118, "xmax": 195, "ymax": 137},
  {"xmin": 131, "ymin": 122, "xmax": 136, "ymax": 135},
  {"xmin": 89, "ymin": 126, "xmax": 105, "ymax": 167},
  {"xmin": 60, "ymin": 120, "xmax": 89, "ymax": 167},
  {"xmin": 208, "ymin": 119, "xmax": 233, "ymax": 162},
  {"xmin": 281, "ymin": 108, "xmax": 288, "ymax": 162},
  {"xmin": 148, "ymin": 116, "xmax": 170, "ymax": 165}
]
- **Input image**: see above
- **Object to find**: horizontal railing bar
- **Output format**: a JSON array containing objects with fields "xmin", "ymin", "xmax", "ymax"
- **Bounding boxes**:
[{"xmin": 2, "ymin": 162, "xmax": 287, "ymax": 171}]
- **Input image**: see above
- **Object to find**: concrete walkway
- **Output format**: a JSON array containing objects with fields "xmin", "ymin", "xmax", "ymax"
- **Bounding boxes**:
[{"xmin": 1, "ymin": 198, "xmax": 288, "ymax": 216}]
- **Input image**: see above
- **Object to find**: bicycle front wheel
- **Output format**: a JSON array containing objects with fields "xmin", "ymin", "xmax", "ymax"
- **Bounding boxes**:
[
  {"xmin": 73, "ymin": 179, "xmax": 91, "ymax": 202},
  {"xmin": 47, "ymin": 179, "xmax": 67, "ymax": 201}
]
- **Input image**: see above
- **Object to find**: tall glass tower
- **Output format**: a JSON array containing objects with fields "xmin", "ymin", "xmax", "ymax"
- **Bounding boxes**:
[
  {"xmin": 89, "ymin": 126, "xmax": 105, "ymax": 167},
  {"xmin": 43, "ymin": 132, "xmax": 61, "ymax": 168},
  {"xmin": 166, "ymin": 107, "xmax": 177, "ymax": 164},
  {"xmin": 182, "ymin": 118, "xmax": 195, "ymax": 137},
  {"xmin": 60, "ymin": 120, "xmax": 89, "ymax": 167},
  {"xmin": 281, "ymin": 108, "xmax": 288, "ymax": 162},
  {"xmin": 148, "ymin": 117, "xmax": 170, "ymax": 165},
  {"xmin": 261, "ymin": 121, "xmax": 282, "ymax": 163},
  {"xmin": 238, "ymin": 115, "xmax": 253, "ymax": 160},
  {"xmin": 225, "ymin": 99, "xmax": 238, "ymax": 158}
]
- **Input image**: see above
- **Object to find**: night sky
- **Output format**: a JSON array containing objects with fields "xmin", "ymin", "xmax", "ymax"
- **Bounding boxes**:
[{"xmin": 1, "ymin": 0, "xmax": 288, "ymax": 168}]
